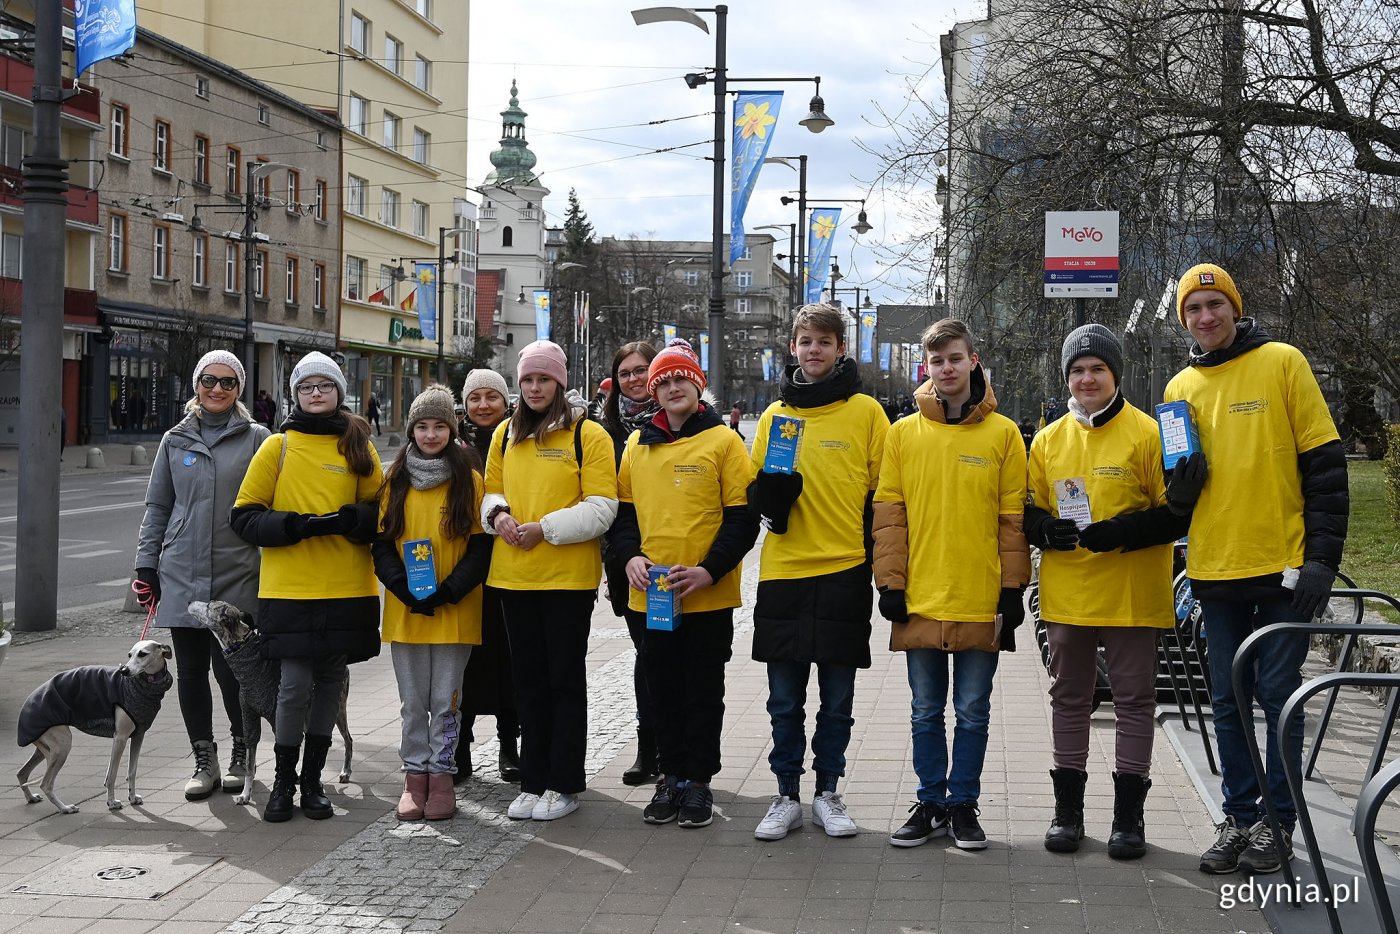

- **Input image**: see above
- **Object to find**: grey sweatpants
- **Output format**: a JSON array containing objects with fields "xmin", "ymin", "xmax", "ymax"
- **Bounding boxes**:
[
  {"xmin": 274, "ymin": 655, "xmax": 349, "ymax": 747},
  {"xmin": 1045, "ymin": 623, "xmax": 1159, "ymax": 776},
  {"xmin": 391, "ymin": 642, "xmax": 473, "ymax": 774}
]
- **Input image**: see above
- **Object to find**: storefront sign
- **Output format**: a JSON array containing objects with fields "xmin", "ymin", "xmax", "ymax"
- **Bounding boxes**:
[{"xmin": 388, "ymin": 318, "xmax": 426, "ymax": 344}]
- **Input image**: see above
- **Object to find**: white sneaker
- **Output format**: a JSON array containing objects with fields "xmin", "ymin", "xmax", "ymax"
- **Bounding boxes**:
[
  {"xmin": 754, "ymin": 795, "xmax": 803, "ymax": 840},
  {"xmin": 532, "ymin": 790, "xmax": 579, "ymax": 821},
  {"xmin": 812, "ymin": 791, "xmax": 858, "ymax": 838},
  {"xmin": 507, "ymin": 792, "xmax": 540, "ymax": 820}
]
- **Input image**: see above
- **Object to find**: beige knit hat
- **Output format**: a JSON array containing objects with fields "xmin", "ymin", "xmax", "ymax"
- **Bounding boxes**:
[
  {"xmin": 406, "ymin": 384, "xmax": 458, "ymax": 433},
  {"xmin": 461, "ymin": 368, "xmax": 509, "ymax": 402}
]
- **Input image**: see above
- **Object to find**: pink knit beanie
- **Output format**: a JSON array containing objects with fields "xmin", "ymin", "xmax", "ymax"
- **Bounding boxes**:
[{"xmin": 517, "ymin": 340, "xmax": 568, "ymax": 388}]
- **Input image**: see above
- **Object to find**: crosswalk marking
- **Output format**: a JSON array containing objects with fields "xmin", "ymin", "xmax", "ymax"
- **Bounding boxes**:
[
  {"xmin": 97, "ymin": 577, "xmax": 133, "ymax": 587},
  {"xmin": 64, "ymin": 549, "xmax": 123, "ymax": 559}
]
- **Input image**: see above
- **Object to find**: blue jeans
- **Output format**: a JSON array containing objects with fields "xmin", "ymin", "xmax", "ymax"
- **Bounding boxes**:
[
  {"xmin": 766, "ymin": 661, "xmax": 857, "ymax": 795},
  {"xmin": 1200, "ymin": 595, "xmax": 1309, "ymax": 829},
  {"xmin": 906, "ymin": 648, "xmax": 999, "ymax": 806}
]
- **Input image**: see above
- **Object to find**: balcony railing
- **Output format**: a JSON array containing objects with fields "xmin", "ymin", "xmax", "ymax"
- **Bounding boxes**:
[
  {"xmin": 0, "ymin": 277, "xmax": 97, "ymax": 321},
  {"xmin": 0, "ymin": 164, "xmax": 99, "ymax": 225}
]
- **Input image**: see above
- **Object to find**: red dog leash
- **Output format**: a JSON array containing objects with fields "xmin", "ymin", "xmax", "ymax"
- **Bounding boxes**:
[{"xmin": 130, "ymin": 579, "xmax": 157, "ymax": 640}]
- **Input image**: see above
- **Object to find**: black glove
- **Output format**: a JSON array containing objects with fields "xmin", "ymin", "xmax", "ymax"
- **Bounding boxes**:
[
  {"xmin": 415, "ymin": 588, "xmax": 451, "ymax": 614},
  {"xmin": 1077, "ymin": 519, "xmax": 1126, "ymax": 553},
  {"xmin": 133, "ymin": 567, "xmax": 160, "ymax": 608},
  {"xmin": 384, "ymin": 576, "xmax": 417, "ymax": 609},
  {"xmin": 1166, "ymin": 451, "xmax": 1208, "ymax": 516},
  {"xmin": 286, "ymin": 511, "xmax": 342, "ymax": 541},
  {"xmin": 878, "ymin": 588, "xmax": 909, "ymax": 624},
  {"xmin": 338, "ymin": 503, "xmax": 380, "ymax": 545},
  {"xmin": 1026, "ymin": 514, "xmax": 1079, "ymax": 551},
  {"xmin": 752, "ymin": 470, "xmax": 804, "ymax": 534},
  {"xmin": 1293, "ymin": 560, "xmax": 1336, "ymax": 619},
  {"xmin": 997, "ymin": 587, "xmax": 1026, "ymax": 652}
]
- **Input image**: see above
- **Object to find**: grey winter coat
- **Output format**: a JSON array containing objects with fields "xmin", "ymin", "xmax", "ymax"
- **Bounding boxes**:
[{"xmin": 135, "ymin": 410, "xmax": 270, "ymax": 627}]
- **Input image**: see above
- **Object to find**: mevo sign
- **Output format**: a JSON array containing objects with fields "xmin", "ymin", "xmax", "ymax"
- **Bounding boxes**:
[{"xmin": 1044, "ymin": 211, "xmax": 1119, "ymax": 298}]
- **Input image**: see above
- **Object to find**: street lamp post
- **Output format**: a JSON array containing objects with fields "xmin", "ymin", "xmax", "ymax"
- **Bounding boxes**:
[
  {"xmin": 243, "ymin": 161, "xmax": 295, "ymax": 405},
  {"xmin": 394, "ymin": 224, "xmax": 472, "ymax": 384},
  {"xmin": 632, "ymin": 5, "xmax": 833, "ymax": 404},
  {"xmin": 765, "ymin": 155, "xmax": 807, "ymax": 303}
]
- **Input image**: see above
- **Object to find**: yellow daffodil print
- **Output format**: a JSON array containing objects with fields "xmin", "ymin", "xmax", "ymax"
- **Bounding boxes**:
[
  {"xmin": 412, "ymin": 542, "xmax": 432, "ymax": 563},
  {"xmin": 417, "ymin": 266, "xmax": 435, "ymax": 286},
  {"xmin": 734, "ymin": 100, "xmax": 777, "ymax": 140},
  {"xmin": 654, "ymin": 574, "xmax": 671, "ymax": 593},
  {"xmin": 779, "ymin": 419, "xmax": 799, "ymax": 441},
  {"xmin": 861, "ymin": 313, "xmax": 877, "ymax": 327},
  {"xmin": 811, "ymin": 213, "xmax": 837, "ymax": 240}
]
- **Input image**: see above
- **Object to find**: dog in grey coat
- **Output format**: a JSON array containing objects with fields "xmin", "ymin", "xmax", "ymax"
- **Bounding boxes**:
[
  {"xmin": 188, "ymin": 600, "xmax": 353, "ymax": 805},
  {"xmin": 16, "ymin": 640, "xmax": 173, "ymax": 813}
]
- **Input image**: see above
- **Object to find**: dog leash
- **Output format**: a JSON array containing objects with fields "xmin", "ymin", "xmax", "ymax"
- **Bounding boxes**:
[{"xmin": 130, "ymin": 580, "xmax": 156, "ymax": 640}]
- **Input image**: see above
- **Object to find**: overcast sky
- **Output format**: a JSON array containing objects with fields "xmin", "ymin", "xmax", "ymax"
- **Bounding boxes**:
[{"xmin": 468, "ymin": 1, "xmax": 974, "ymax": 305}]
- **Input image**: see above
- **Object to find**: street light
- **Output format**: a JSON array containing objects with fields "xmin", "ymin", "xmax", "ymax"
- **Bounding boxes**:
[
  {"xmin": 781, "ymin": 194, "xmax": 873, "ymax": 236},
  {"xmin": 763, "ymin": 155, "xmax": 807, "ymax": 304},
  {"xmin": 829, "ymin": 284, "xmax": 873, "ymax": 363},
  {"xmin": 243, "ymin": 160, "xmax": 295, "ymax": 405},
  {"xmin": 632, "ymin": 4, "xmax": 833, "ymax": 411},
  {"xmin": 393, "ymin": 224, "xmax": 473, "ymax": 383}
]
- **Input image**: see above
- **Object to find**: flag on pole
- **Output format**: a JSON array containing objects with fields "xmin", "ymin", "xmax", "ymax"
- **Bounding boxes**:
[
  {"xmin": 859, "ymin": 308, "xmax": 878, "ymax": 364},
  {"xmin": 533, "ymin": 290, "xmax": 551, "ymax": 340},
  {"xmin": 805, "ymin": 209, "xmax": 841, "ymax": 303},
  {"xmin": 879, "ymin": 342, "xmax": 891, "ymax": 371},
  {"xmin": 366, "ymin": 286, "xmax": 389, "ymax": 305},
  {"xmin": 414, "ymin": 263, "xmax": 437, "ymax": 341},
  {"xmin": 663, "ymin": 324, "xmax": 677, "ymax": 345},
  {"xmin": 700, "ymin": 332, "xmax": 709, "ymax": 371},
  {"xmin": 76, "ymin": 0, "xmax": 137, "ymax": 76},
  {"xmin": 399, "ymin": 290, "xmax": 415, "ymax": 311},
  {"xmin": 761, "ymin": 348, "xmax": 774, "ymax": 381},
  {"xmin": 730, "ymin": 91, "xmax": 783, "ymax": 266}
]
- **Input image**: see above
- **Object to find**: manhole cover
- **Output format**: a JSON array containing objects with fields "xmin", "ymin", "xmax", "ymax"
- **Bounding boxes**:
[{"xmin": 12, "ymin": 849, "xmax": 219, "ymax": 900}]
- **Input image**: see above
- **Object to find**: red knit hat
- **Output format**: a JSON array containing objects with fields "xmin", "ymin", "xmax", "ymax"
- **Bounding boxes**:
[{"xmin": 647, "ymin": 338, "xmax": 706, "ymax": 397}]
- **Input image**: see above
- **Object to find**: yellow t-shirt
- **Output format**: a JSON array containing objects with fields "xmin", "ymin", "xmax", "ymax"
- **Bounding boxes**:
[
  {"xmin": 1164, "ymin": 341, "xmax": 1340, "ymax": 580},
  {"xmin": 380, "ymin": 472, "xmax": 485, "ymax": 644},
  {"xmin": 617, "ymin": 421, "xmax": 754, "ymax": 614},
  {"xmin": 1029, "ymin": 403, "xmax": 1173, "ymax": 628},
  {"xmin": 483, "ymin": 417, "xmax": 617, "ymax": 590},
  {"xmin": 751, "ymin": 394, "xmax": 887, "ymax": 581},
  {"xmin": 874, "ymin": 411, "xmax": 1026, "ymax": 622},
  {"xmin": 234, "ymin": 432, "xmax": 382, "ymax": 599}
]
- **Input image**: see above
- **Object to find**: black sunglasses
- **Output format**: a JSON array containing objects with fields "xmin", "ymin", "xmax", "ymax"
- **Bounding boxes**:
[{"xmin": 198, "ymin": 374, "xmax": 239, "ymax": 391}]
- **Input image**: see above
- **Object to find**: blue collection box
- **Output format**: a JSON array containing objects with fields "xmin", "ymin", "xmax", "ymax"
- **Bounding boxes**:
[
  {"xmin": 646, "ymin": 565, "xmax": 681, "ymax": 631},
  {"xmin": 1154, "ymin": 401, "xmax": 1202, "ymax": 472},
  {"xmin": 402, "ymin": 539, "xmax": 438, "ymax": 598},
  {"xmin": 762, "ymin": 415, "xmax": 805, "ymax": 474}
]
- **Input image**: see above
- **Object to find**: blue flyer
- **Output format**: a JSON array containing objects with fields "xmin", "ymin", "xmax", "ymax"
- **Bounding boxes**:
[
  {"xmin": 1154, "ymin": 401, "xmax": 1202, "ymax": 472},
  {"xmin": 763, "ymin": 415, "xmax": 804, "ymax": 474},
  {"xmin": 402, "ymin": 538, "xmax": 438, "ymax": 599},
  {"xmin": 647, "ymin": 565, "xmax": 681, "ymax": 631}
]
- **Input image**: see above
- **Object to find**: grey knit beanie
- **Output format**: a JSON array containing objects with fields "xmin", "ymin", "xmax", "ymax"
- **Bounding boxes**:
[
  {"xmin": 1061, "ymin": 324, "xmax": 1123, "ymax": 385},
  {"xmin": 192, "ymin": 349, "xmax": 245, "ymax": 395},
  {"xmin": 406, "ymin": 384, "xmax": 459, "ymax": 434},
  {"xmin": 289, "ymin": 351, "xmax": 348, "ymax": 401},
  {"xmin": 461, "ymin": 368, "xmax": 509, "ymax": 402}
]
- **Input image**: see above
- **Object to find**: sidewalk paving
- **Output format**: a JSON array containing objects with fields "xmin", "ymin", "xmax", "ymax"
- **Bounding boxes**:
[{"xmin": 0, "ymin": 548, "xmax": 1309, "ymax": 934}]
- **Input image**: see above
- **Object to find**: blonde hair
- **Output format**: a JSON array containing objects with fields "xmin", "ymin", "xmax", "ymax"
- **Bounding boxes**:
[
  {"xmin": 185, "ymin": 398, "xmax": 253, "ymax": 420},
  {"xmin": 920, "ymin": 317, "xmax": 977, "ymax": 356},
  {"xmin": 790, "ymin": 304, "xmax": 847, "ymax": 342}
]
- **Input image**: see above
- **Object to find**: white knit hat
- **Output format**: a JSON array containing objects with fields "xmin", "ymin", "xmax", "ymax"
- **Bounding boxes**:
[
  {"xmin": 461, "ymin": 368, "xmax": 509, "ymax": 402},
  {"xmin": 289, "ymin": 351, "xmax": 347, "ymax": 401},
  {"xmin": 192, "ymin": 349, "xmax": 245, "ymax": 395}
]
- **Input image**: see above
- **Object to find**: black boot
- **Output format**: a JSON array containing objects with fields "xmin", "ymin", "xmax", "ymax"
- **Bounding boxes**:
[
  {"xmin": 1044, "ymin": 768, "xmax": 1087, "ymax": 853},
  {"xmin": 498, "ymin": 733, "xmax": 522, "ymax": 783},
  {"xmin": 1108, "ymin": 772, "xmax": 1151, "ymax": 860},
  {"xmin": 264, "ymin": 743, "xmax": 300, "ymax": 823},
  {"xmin": 453, "ymin": 742, "xmax": 473, "ymax": 786},
  {"xmin": 299, "ymin": 734, "xmax": 334, "ymax": 820},
  {"xmin": 622, "ymin": 728, "xmax": 660, "ymax": 787}
]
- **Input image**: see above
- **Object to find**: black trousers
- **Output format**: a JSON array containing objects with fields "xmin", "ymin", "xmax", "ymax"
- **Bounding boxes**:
[
  {"xmin": 632, "ymin": 608, "xmax": 734, "ymax": 784},
  {"xmin": 169, "ymin": 626, "xmax": 244, "ymax": 744},
  {"xmin": 500, "ymin": 589, "xmax": 594, "ymax": 795}
]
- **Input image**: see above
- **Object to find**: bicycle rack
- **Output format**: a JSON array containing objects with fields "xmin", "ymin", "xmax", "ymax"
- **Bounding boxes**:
[
  {"xmin": 1168, "ymin": 571, "xmax": 1217, "ymax": 774},
  {"xmin": 1233, "ymin": 596, "xmax": 1400, "ymax": 934},
  {"xmin": 1356, "ymin": 755, "xmax": 1400, "ymax": 934},
  {"xmin": 1303, "ymin": 580, "xmax": 1383, "ymax": 778}
]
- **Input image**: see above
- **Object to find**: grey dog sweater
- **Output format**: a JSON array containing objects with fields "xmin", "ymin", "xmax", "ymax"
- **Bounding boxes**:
[{"xmin": 17, "ymin": 666, "xmax": 173, "ymax": 747}]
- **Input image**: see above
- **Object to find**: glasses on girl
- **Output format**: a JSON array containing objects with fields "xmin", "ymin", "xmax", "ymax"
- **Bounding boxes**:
[
  {"xmin": 297, "ymin": 381, "xmax": 338, "ymax": 396},
  {"xmin": 198, "ymin": 375, "xmax": 239, "ymax": 391}
]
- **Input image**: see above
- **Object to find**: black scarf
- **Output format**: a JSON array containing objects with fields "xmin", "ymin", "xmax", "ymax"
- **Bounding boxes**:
[
  {"xmin": 281, "ymin": 405, "xmax": 350, "ymax": 436},
  {"xmin": 1187, "ymin": 317, "xmax": 1272, "ymax": 368},
  {"xmin": 638, "ymin": 400, "xmax": 725, "ymax": 445},
  {"xmin": 778, "ymin": 357, "xmax": 862, "ymax": 409}
]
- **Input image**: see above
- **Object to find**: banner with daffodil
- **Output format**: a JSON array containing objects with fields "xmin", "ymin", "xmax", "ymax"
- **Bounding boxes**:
[
  {"xmin": 730, "ymin": 91, "xmax": 783, "ymax": 266},
  {"xmin": 414, "ymin": 263, "xmax": 437, "ymax": 341},
  {"xmin": 859, "ymin": 307, "xmax": 878, "ymax": 363},
  {"xmin": 805, "ymin": 208, "xmax": 841, "ymax": 303}
]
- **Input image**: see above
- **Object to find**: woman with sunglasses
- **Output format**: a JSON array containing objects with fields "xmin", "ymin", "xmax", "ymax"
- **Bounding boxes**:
[
  {"xmin": 232, "ymin": 352, "xmax": 382, "ymax": 822},
  {"xmin": 134, "ymin": 350, "xmax": 271, "ymax": 802}
]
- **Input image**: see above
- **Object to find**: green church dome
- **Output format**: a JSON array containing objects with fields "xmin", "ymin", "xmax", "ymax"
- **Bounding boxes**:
[{"xmin": 485, "ymin": 80, "xmax": 540, "ymax": 185}]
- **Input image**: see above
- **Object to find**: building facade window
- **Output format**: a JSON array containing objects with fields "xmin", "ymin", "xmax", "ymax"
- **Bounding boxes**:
[
  {"xmin": 412, "ymin": 127, "xmax": 430, "ymax": 164},
  {"xmin": 255, "ymin": 164, "xmax": 271, "ymax": 203},
  {"xmin": 1, "ymin": 232, "xmax": 21, "ymax": 278},
  {"xmin": 286, "ymin": 169, "xmax": 301, "ymax": 211},
  {"xmin": 313, "ymin": 263, "xmax": 325, "ymax": 309},
  {"xmin": 153, "ymin": 120, "xmax": 170, "ymax": 171},
  {"xmin": 684, "ymin": 269, "xmax": 701, "ymax": 286},
  {"xmin": 345, "ymin": 255, "xmax": 366, "ymax": 300},
  {"xmin": 346, "ymin": 175, "xmax": 366, "ymax": 215},
  {"xmin": 736, "ymin": 298, "xmax": 752, "ymax": 315},
  {"xmin": 382, "ymin": 111, "xmax": 400, "ymax": 150},
  {"xmin": 314, "ymin": 179, "xmax": 327, "ymax": 220},
  {"xmin": 415, "ymin": 0, "xmax": 431, "ymax": 20},
  {"xmin": 414, "ymin": 55, "xmax": 431, "ymax": 92},
  {"xmin": 195, "ymin": 76, "xmax": 209, "ymax": 98},
  {"xmin": 285, "ymin": 257, "xmax": 299, "ymax": 303},
  {"xmin": 257, "ymin": 102, "xmax": 270, "ymax": 125},
  {"xmin": 0, "ymin": 123, "xmax": 25, "ymax": 170},
  {"xmin": 224, "ymin": 242, "xmax": 239, "ymax": 292},
  {"xmin": 381, "ymin": 188, "xmax": 400, "ymax": 227},
  {"xmin": 742, "ymin": 244, "xmax": 753, "ymax": 260},
  {"xmin": 254, "ymin": 249, "xmax": 269, "ymax": 298},
  {"xmin": 110, "ymin": 103, "xmax": 128, "ymax": 156},
  {"xmin": 620, "ymin": 269, "xmax": 634, "ymax": 285},
  {"xmin": 502, "ymin": 226, "xmax": 513, "ymax": 248},
  {"xmin": 384, "ymin": 35, "xmax": 402, "ymax": 74},
  {"xmin": 192, "ymin": 234, "xmax": 207, "ymax": 287},
  {"xmin": 348, "ymin": 94, "xmax": 368, "ymax": 135},
  {"xmin": 350, "ymin": 12, "xmax": 369, "ymax": 54},
  {"xmin": 226, "ymin": 146, "xmax": 241, "ymax": 192},
  {"xmin": 735, "ymin": 270, "xmax": 753, "ymax": 290},
  {"xmin": 108, "ymin": 213, "xmax": 127, "ymax": 271},
  {"xmin": 152, "ymin": 224, "xmax": 170, "ymax": 279},
  {"xmin": 411, "ymin": 200, "xmax": 428, "ymax": 237},
  {"xmin": 193, "ymin": 135, "xmax": 209, "ymax": 185}
]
